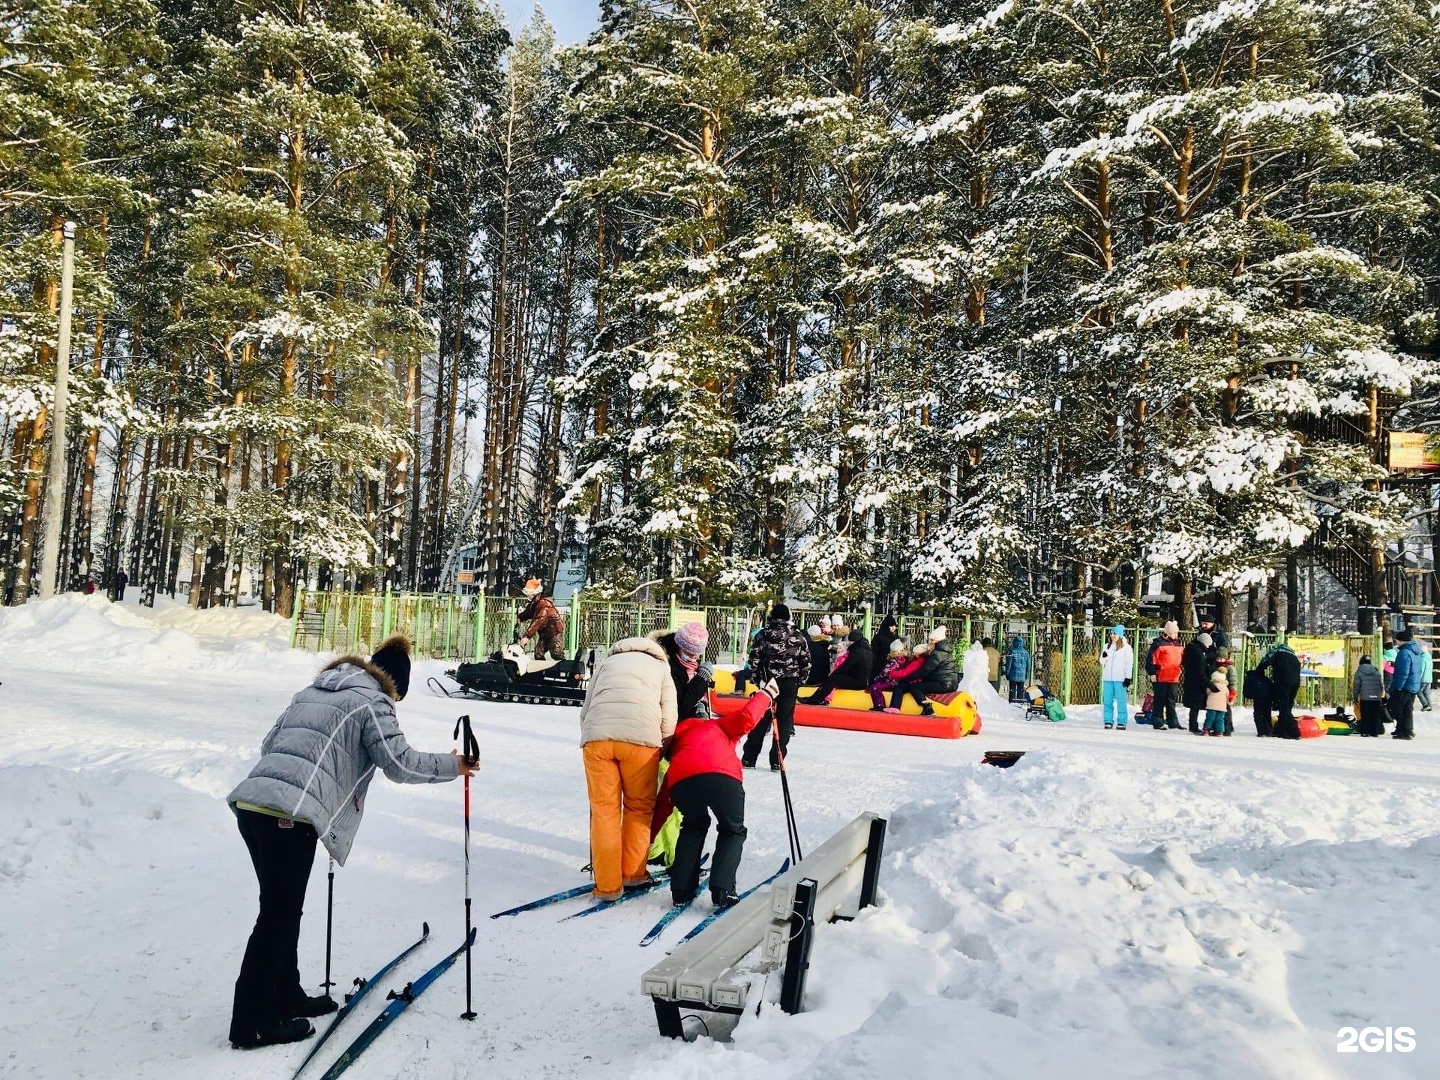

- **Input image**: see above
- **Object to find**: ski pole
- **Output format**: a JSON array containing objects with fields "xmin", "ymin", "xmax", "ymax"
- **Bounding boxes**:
[
  {"xmin": 759, "ymin": 661, "xmax": 803, "ymax": 864},
  {"xmin": 772, "ymin": 710, "xmax": 802, "ymax": 864},
  {"xmin": 453, "ymin": 713, "xmax": 479, "ymax": 1021},
  {"xmin": 322, "ymin": 856, "xmax": 335, "ymax": 993}
]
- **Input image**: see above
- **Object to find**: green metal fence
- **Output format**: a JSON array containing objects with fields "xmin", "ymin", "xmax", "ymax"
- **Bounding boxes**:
[{"xmin": 288, "ymin": 588, "xmax": 1382, "ymax": 708}]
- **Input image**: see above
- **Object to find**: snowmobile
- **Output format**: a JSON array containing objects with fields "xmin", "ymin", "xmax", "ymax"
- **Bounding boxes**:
[{"xmin": 428, "ymin": 642, "xmax": 596, "ymax": 706}]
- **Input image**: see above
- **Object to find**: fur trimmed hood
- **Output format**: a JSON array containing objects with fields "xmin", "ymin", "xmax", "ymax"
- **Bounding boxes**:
[{"xmin": 321, "ymin": 653, "xmax": 401, "ymax": 701}]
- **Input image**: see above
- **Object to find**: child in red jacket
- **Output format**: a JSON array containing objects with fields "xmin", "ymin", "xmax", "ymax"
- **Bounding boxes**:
[{"xmin": 661, "ymin": 679, "xmax": 777, "ymax": 907}]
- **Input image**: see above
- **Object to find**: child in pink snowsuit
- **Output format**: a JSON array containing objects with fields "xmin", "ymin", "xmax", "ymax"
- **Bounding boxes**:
[{"xmin": 868, "ymin": 641, "xmax": 923, "ymax": 711}]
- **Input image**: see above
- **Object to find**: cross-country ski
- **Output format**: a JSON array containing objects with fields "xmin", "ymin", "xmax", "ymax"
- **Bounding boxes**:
[
  {"xmin": 672, "ymin": 859, "xmax": 793, "ymax": 949},
  {"xmin": 489, "ymin": 882, "xmax": 596, "ymax": 919},
  {"xmin": 289, "ymin": 922, "xmax": 430, "ymax": 1080},
  {"xmin": 314, "ymin": 929, "xmax": 476, "ymax": 1080},
  {"xmin": 638, "ymin": 871, "xmax": 709, "ymax": 946}
]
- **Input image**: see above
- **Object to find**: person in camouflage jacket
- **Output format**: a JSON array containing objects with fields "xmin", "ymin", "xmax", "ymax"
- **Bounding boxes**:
[{"xmin": 741, "ymin": 604, "xmax": 810, "ymax": 769}]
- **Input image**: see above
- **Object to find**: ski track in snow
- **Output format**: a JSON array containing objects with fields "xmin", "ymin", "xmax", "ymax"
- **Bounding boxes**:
[{"xmin": 2, "ymin": 596, "xmax": 1438, "ymax": 1079}]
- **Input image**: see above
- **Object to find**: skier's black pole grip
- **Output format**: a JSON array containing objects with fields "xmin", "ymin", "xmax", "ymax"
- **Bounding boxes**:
[{"xmin": 453, "ymin": 714, "xmax": 478, "ymax": 767}]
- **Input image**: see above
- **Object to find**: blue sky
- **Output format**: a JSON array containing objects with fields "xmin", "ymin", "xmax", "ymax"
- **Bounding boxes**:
[{"xmin": 500, "ymin": 0, "xmax": 600, "ymax": 44}]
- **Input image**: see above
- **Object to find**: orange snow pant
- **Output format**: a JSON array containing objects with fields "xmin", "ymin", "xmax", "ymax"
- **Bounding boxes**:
[{"xmin": 582, "ymin": 740, "xmax": 661, "ymax": 896}]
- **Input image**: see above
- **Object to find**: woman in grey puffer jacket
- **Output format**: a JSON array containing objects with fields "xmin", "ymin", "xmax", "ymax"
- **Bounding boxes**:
[{"xmin": 226, "ymin": 635, "xmax": 475, "ymax": 1050}]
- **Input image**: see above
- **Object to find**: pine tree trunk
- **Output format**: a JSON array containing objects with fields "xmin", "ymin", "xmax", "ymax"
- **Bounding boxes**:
[
  {"xmin": 129, "ymin": 435, "xmax": 154, "ymax": 581},
  {"xmin": 102, "ymin": 424, "xmax": 131, "ymax": 594}
]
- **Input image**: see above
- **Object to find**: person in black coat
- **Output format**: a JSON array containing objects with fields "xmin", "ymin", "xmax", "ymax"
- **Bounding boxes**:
[
  {"xmin": 1259, "ymin": 641, "xmax": 1303, "ymax": 739},
  {"xmin": 804, "ymin": 630, "xmax": 874, "ymax": 704},
  {"xmin": 655, "ymin": 625, "xmax": 714, "ymax": 721},
  {"xmin": 806, "ymin": 626, "xmax": 831, "ymax": 687},
  {"xmin": 1244, "ymin": 666, "xmax": 1273, "ymax": 736},
  {"xmin": 870, "ymin": 615, "xmax": 899, "ymax": 667},
  {"xmin": 1182, "ymin": 633, "xmax": 1212, "ymax": 733},
  {"xmin": 1198, "ymin": 617, "xmax": 1229, "ymax": 651}
]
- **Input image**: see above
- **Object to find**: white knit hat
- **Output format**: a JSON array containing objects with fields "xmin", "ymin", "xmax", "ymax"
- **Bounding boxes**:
[
  {"xmin": 889, "ymin": 639, "xmax": 908, "ymax": 654},
  {"xmin": 929, "ymin": 625, "xmax": 948, "ymax": 642},
  {"xmin": 1163, "ymin": 620, "xmax": 1179, "ymax": 636}
]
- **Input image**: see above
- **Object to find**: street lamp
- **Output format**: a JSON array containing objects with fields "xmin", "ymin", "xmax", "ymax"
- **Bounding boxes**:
[{"xmin": 38, "ymin": 221, "xmax": 77, "ymax": 601}]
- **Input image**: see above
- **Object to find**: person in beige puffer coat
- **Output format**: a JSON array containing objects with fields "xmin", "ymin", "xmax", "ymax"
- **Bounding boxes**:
[{"xmin": 580, "ymin": 636, "xmax": 678, "ymax": 900}]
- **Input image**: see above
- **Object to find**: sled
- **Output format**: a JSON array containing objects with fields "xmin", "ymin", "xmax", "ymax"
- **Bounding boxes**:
[{"xmin": 982, "ymin": 750, "xmax": 1026, "ymax": 768}]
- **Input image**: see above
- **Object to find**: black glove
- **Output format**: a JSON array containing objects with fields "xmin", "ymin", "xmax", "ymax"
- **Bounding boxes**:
[{"xmin": 1123, "ymin": 678, "xmax": 1132, "ymax": 689}]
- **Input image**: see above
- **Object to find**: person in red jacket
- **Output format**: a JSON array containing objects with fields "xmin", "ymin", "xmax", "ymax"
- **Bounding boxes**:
[
  {"xmin": 662, "ymin": 678, "xmax": 778, "ymax": 908},
  {"xmin": 1146, "ymin": 620, "xmax": 1185, "ymax": 731}
]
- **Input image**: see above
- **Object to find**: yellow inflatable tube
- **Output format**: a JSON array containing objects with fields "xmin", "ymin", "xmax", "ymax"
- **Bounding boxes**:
[{"xmin": 712, "ymin": 669, "xmax": 980, "ymax": 731}]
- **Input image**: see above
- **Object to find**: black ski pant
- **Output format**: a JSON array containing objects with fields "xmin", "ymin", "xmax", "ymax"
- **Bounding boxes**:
[
  {"xmin": 804, "ymin": 670, "xmax": 870, "ymax": 702},
  {"xmin": 1252, "ymin": 693, "xmax": 1272, "ymax": 736},
  {"xmin": 1151, "ymin": 682, "xmax": 1180, "ymax": 728},
  {"xmin": 1272, "ymin": 687, "xmax": 1300, "ymax": 739},
  {"xmin": 1188, "ymin": 705, "xmax": 1203, "ymax": 732},
  {"xmin": 891, "ymin": 679, "xmax": 949, "ymax": 710},
  {"xmin": 743, "ymin": 677, "xmax": 800, "ymax": 767},
  {"xmin": 1007, "ymin": 679, "xmax": 1027, "ymax": 703},
  {"xmin": 1390, "ymin": 689, "xmax": 1416, "ymax": 738},
  {"xmin": 669, "ymin": 773, "xmax": 746, "ymax": 902},
  {"xmin": 230, "ymin": 809, "xmax": 317, "ymax": 1043},
  {"xmin": 1357, "ymin": 698, "xmax": 1385, "ymax": 737}
]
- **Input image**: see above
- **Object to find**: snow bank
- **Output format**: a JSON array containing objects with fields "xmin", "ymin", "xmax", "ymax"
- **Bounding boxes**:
[
  {"xmin": 0, "ymin": 594, "xmax": 298, "ymax": 672},
  {"xmin": 639, "ymin": 750, "xmax": 1440, "ymax": 1079}
]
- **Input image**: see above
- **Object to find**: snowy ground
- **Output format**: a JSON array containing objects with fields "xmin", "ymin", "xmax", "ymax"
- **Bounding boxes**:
[{"xmin": 3, "ymin": 597, "xmax": 1438, "ymax": 1079}]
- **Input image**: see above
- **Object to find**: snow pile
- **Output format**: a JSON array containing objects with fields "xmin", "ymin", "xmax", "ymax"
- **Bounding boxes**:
[
  {"xmin": 640, "ymin": 749, "xmax": 1440, "ymax": 1079},
  {"xmin": 0, "ymin": 594, "xmax": 297, "ymax": 671}
]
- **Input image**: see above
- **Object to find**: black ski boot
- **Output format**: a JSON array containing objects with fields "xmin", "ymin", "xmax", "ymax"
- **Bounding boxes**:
[
  {"xmin": 712, "ymin": 891, "xmax": 741, "ymax": 908},
  {"xmin": 232, "ymin": 1018, "xmax": 315, "ymax": 1050},
  {"xmin": 290, "ymin": 994, "xmax": 338, "ymax": 1019}
]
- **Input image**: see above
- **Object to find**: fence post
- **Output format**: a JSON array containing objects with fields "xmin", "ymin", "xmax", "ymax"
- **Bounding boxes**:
[
  {"xmin": 668, "ymin": 591, "xmax": 678, "ymax": 629},
  {"xmin": 473, "ymin": 589, "xmax": 486, "ymax": 662},
  {"xmin": 568, "ymin": 589, "xmax": 582, "ymax": 656},
  {"xmin": 963, "ymin": 615, "xmax": 971, "ymax": 647},
  {"xmin": 289, "ymin": 586, "xmax": 305, "ymax": 649},
  {"xmin": 861, "ymin": 603, "xmax": 873, "ymax": 638},
  {"xmin": 380, "ymin": 585, "xmax": 392, "ymax": 641},
  {"xmin": 1062, "ymin": 614, "xmax": 1074, "ymax": 706}
]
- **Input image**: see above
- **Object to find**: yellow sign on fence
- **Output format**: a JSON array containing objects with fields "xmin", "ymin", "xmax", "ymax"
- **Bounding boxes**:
[
  {"xmin": 675, "ymin": 608, "xmax": 705, "ymax": 629},
  {"xmin": 1287, "ymin": 636, "xmax": 1348, "ymax": 678}
]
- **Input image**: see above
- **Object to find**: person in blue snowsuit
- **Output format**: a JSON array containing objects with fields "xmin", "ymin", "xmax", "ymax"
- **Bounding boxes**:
[{"xmin": 1004, "ymin": 636, "xmax": 1032, "ymax": 704}]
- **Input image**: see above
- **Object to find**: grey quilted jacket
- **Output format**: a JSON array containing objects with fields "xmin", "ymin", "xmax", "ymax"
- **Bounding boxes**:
[{"xmin": 228, "ymin": 657, "xmax": 459, "ymax": 864}]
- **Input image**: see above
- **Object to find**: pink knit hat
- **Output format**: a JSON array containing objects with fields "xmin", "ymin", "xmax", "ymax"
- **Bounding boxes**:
[{"xmin": 674, "ymin": 621, "xmax": 708, "ymax": 655}]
